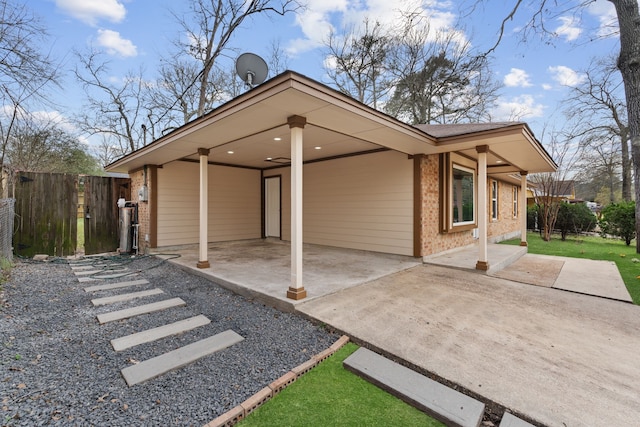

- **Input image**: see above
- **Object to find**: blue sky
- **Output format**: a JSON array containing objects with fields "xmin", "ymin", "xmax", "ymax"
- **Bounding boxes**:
[{"xmin": 32, "ymin": 0, "xmax": 620, "ymax": 145}]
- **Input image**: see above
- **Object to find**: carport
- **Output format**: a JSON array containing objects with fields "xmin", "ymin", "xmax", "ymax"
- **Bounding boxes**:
[{"xmin": 106, "ymin": 71, "xmax": 556, "ymax": 301}]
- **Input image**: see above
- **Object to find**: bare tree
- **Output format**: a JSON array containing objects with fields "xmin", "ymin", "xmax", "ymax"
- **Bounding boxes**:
[
  {"xmin": 385, "ymin": 18, "xmax": 500, "ymax": 124},
  {"xmin": 73, "ymin": 49, "xmax": 146, "ymax": 154},
  {"xmin": 323, "ymin": 18, "xmax": 392, "ymax": 109},
  {"xmin": 478, "ymin": 0, "xmax": 640, "ymax": 250},
  {"xmin": 565, "ymin": 56, "xmax": 630, "ymax": 201},
  {"xmin": 573, "ymin": 135, "xmax": 621, "ymax": 204},
  {"xmin": 170, "ymin": 0, "xmax": 298, "ymax": 118},
  {"xmin": 0, "ymin": 0, "xmax": 59, "ymax": 194},
  {"xmin": 530, "ymin": 129, "xmax": 584, "ymax": 241}
]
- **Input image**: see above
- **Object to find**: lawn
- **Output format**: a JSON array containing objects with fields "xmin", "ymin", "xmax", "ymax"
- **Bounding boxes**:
[
  {"xmin": 240, "ymin": 343, "xmax": 444, "ymax": 427},
  {"xmin": 502, "ymin": 232, "xmax": 640, "ymax": 304},
  {"xmin": 77, "ymin": 217, "xmax": 84, "ymax": 252}
]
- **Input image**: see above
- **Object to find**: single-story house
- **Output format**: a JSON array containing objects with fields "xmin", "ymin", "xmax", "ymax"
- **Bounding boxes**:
[{"xmin": 106, "ymin": 71, "xmax": 556, "ymax": 300}]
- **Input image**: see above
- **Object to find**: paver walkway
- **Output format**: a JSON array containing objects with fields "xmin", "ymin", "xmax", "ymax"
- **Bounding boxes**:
[{"xmin": 297, "ymin": 264, "xmax": 640, "ymax": 427}]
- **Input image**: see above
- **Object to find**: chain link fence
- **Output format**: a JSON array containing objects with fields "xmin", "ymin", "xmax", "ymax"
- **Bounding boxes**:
[{"xmin": 0, "ymin": 198, "xmax": 15, "ymax": 260}]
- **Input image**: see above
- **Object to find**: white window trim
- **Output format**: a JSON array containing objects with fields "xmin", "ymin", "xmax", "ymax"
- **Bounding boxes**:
[
  {"xmin": 451, "ymin": 163, "xmax": 476, "ymax": 228},
  {"xmin": 513, "ymin": 186, "xmax": 518, "ymax": 218},
  {"xmin": 491, "ymin": 180, "xmax": 498, "ymax": 221}
]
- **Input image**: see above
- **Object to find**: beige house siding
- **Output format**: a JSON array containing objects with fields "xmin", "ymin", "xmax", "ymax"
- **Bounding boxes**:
[
  {"xmin": 156, "ymin": 161, "xmax": 261, "ymax": 246},
  {"xmin": 265, "ymin": 150, "xmax": 414, "ymax": 256}
]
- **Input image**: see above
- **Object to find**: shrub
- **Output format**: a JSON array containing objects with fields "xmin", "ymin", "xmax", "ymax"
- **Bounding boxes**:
[
  {"xmin": 556, "ymin": 202, "xmax": 597, "ymax": 240},
  {"xmin": 599, "ymin": 201, "xmax": 636, "ymax": 245}
]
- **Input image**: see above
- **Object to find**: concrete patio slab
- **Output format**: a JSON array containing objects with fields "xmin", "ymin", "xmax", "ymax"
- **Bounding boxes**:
[
  {"xmin": 490, "ymin": 254, "xmax": 563, "ymax": 288},
  {"xmin": 157, "ymin": 240, "xmax": 422, "ymax": 311},
  {"xmin": 297, "ymin": 264, "xmax": 640, "ymax": 427}
]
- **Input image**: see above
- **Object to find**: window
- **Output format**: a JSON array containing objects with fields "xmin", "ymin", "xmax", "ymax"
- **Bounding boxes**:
[
  {"xmin": 452, "ymin": 165, "xmax": 475, "ymax": 225},
  {"xmin": 491, "ymin": 180, "xmax": 498, "ymax": 220},
  {"xmin": 513, "ymin": 187, "xmax": 518, "ymax": 218}
]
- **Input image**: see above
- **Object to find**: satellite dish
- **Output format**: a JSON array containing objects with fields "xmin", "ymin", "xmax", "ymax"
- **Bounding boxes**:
[{"xmin": 235, "ymin": 52, "xmax": 268, "ymax": 88}]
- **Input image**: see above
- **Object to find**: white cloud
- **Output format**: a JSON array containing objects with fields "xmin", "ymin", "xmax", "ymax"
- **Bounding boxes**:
[
  {"xmin": 504, "ymin": 68, "xmax": 532, "ymax": 88},
  {"xmin": 56, "ymin": 0, "xmax": 126, "ymax": 26},
  {"xmin": 548, "ymin": 65, "xmax": 585, "ymax": 87},
  {"xmin": 587, "ymin": 0, "xmax": 618, "ymax": 38},
  {"xmin": 554, "ymin": 16, "xmax": 582, "ymax": 41},
  {"xmin": 542, "ymin": 83, "xmax": 552, "ymax": 90},
  {"xmin": 96, "ymin": 29, "xmax": 137, "ymax": 57},
  {"xmin": 493, "ymin": 94, "xmax": 545, "ymax": 121},
  {"xmin": 287, "ymin": 0, "xmax": 457, "ymax": 56}
]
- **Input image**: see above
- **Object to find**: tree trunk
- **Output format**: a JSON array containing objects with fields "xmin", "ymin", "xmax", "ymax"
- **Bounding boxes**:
[
  {"xmin": 610, "ymin": 0, "xmax": 640, "ymax": 252},
  {"xmin": 621, "ymin": 128, "xmax": 632, "ymax": 201}
]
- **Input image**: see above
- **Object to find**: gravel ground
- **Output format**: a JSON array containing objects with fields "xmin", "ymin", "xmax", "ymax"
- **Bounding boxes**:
[{"xmin": 1, "ymin": 255, "xmax": 337, "ymax": 426}]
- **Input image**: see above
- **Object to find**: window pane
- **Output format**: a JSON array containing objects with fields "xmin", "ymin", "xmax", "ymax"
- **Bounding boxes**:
[{"xmin": 452, "ymin": 167, "xmax": 474, "ymax": 223}]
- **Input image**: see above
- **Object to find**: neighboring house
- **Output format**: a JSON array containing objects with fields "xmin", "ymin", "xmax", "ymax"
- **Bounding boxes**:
[
  {"xmin": 527, "ymin": 179, "xmax": 576, "ymax": 206},
  {"xmin": 106, "ymin": 71, "xmax": 556, "ymax": 300}
]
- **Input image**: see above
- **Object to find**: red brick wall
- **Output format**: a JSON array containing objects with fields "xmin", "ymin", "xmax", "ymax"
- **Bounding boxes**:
[{"xmin": 419, "ymin": 155, "xmax": 521, "ymax": 256}]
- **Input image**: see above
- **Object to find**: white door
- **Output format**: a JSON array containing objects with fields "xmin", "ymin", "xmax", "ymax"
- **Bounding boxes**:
[{"xmin": 265, "ymin": 176, "xmax": 281, "ymax": 238}]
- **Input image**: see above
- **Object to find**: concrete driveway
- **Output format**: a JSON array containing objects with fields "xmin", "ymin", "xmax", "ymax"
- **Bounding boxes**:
[{"xmin": 297, "ymin": 264, "xmax": 640, "ymax": 427}]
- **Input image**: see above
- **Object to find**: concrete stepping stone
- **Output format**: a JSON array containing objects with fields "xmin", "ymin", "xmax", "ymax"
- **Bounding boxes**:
[
  {"xmin": 78, "ymin": 276, "xmax": 103, "ymax": 283},
  {"xmin": 121, "ymin": 329, "xmax": 244, "ymax": 386},
  {"xmin": 111, "ymin": 315, "xmax": 211, "ymax": 352},
  {"xmin": 84, "ymin": 279, "xmax": 149, "ymax": 293},
  {"xmin": 92, "ymin": 271, "xmax": 132, "ymax": 279},
  {"xmin": 74, "ymin": 268, "xmax": 128, "ymax": 277},
  {"xmin": 344, "ymin": 347, "xmax": 485, "ymax": 427},
  {"xmin": 97, "ymin": 298, "xmax": 186, "ymax": 324},
  {"xmin": 74, "ymin": 269, "xmax": 103, "ymax": 276},
  {"xmin": 499, "ymin": 413, "xmax": 536, "ymax": 427},
  {"xmin": 91, "ymin": 288, "xmax": 164, "ymax": 306}
]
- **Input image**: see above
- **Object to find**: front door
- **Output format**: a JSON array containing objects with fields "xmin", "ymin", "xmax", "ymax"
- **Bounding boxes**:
[{"xmin": 264, "ymin": 176, "xmax": 281, "ymax": 238}]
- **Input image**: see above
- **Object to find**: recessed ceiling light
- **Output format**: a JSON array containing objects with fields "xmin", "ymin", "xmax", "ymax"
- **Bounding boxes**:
[
  {"xmin": 496, "ymin": 160, "xmax": 503, "ymax": 163},
  {"xmin": 266, "ymin": 157, "xmax": 273, "ymax": 160},
  {"xmin": 314, "ymin": 146, "xmax": 322, "ymax": 150},
  {"xmin": 274, "ymin": 137, "xmax": 282, "ymax": 141},
  {"xmin": 227, "ymin": 151, "xmax": 234, "ymax": 154}
]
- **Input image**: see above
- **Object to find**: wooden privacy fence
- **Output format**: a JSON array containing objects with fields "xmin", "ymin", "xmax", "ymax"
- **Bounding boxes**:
[
  {"xmin": 13, "ymin": 172, "xmax": 77, "ymax": 257},
  {"xmin": 12, "ymin": 172, "xmax": 131, "ymax": 257}
]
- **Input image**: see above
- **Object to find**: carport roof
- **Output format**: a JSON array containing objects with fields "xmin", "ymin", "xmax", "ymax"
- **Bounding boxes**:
[{"xmin": 105, "ymin": 71, "xmax": 557, "ymax": 175}]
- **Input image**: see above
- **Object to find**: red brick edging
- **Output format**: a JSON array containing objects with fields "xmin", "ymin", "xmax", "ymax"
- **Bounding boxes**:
[{"xmin": 203, "ymin": 335, "xmax": 350, "ymax": 427}]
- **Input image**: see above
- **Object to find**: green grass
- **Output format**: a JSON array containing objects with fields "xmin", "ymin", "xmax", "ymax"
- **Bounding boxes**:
[
  {"xmin": 240, "ymin": 343, "xmax": 444, "ymax": 427},
  {"xmin": 0, "ymin": 256, "xmax": 13, "ymax": 287},
  {"xmin": 77, "ymin": 217, "xmax": 84, "ymax": 251},
  {"xmin": 502, "ymin": 232, "xmax": 640, "ymax": 304}
]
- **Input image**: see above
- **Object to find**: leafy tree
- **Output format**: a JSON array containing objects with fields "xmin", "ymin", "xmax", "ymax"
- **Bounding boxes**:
[
  {"xmin": 6, "ymin": 116, "xmax": 101, "ymax": 175},
  {"xmin": 555, "ymin": 202, "xmax": 597, "ymax": 241},
  {"xmin": 600, "ymin": 201, "xmax": 636, "ymax": 245}
]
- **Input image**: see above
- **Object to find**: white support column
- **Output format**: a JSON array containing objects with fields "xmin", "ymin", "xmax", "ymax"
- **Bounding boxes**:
[
  {"xmin": 520, "ymin": 171, "xmax": 528, "ymax": 247},
  {"xmin": 476, "ymin": 145, "xmax": 489, "ymax": 271},
  {"xmin": 197, "ymin": 148, "xmax": 210, "ymax": 268},
  {"xmin": 287, "ymin": 115, "xmax": 307, "ymax": 300}
]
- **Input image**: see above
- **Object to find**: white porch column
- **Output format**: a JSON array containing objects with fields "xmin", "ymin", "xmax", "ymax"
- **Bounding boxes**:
[
  {"xmin": 520, "ymin": 171, "xmax": 528, "ymax": 247},
  {"xmin": 476, "ymin": 145, "xmax": 489, "ymax": 271},
  {"xmin": 197, "ymin": 148, "xmax": 210, "ymax": 268},
  {"xmin": 287, "ymin": 115, "xmax": 307, "ymax": 300}
]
